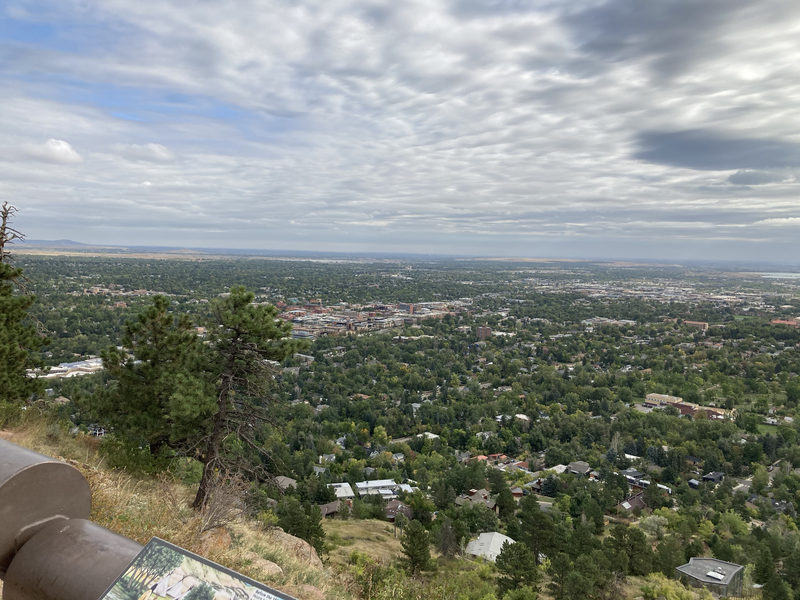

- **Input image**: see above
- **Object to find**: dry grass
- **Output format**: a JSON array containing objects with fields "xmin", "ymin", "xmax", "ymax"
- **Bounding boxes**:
[
  {"xmin": 322, "ymin": 519, "xmax": 404, "ymax": 566},
  {"xmin": 1, "ymin": 419, "xmax": 354, "ymax": 600}
]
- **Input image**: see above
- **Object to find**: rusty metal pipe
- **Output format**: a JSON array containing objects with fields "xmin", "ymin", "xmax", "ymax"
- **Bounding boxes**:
[
  {"xmin": 3, "ymin": 519, "xmax": 143, "ymax": 600},
  {"xmin": 0, "ymin": 439, "xmax": 92, "ymax": 576}
]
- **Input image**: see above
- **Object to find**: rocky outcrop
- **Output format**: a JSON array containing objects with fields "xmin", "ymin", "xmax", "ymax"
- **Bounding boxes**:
[
  {"xmin": 264, "ymin": 529, "xmax": 323, "ymax": 569},
  {"xmin": 197, "ymin": 527, "xmax": 232, "ymax": 555},
  {"xmin": 298, "ymin": 584, "xmax": 325, "ymax": 600},
  {"xmin": 244, "ymin": 551, "xmax": 283, "ymax": 577}
]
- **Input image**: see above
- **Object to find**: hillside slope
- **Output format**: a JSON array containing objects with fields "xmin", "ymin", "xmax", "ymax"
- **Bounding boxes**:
[{"xmin": 0, "ymin": 423, "xmax": 352, "ymax": 600}]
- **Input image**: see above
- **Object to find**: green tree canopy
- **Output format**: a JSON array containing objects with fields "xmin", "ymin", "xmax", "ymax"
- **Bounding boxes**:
[
  {"xmin": 401, "ymin": 519, "xmax": 432, "ymax": 575},
  {"xmin": 495, "ymin": 541, "xmax": 540, "ymax": 596},
  {"xmin": 193, "ymin": 286, "xmax": 302, "ymax": 508},
  {"xmin": 85, "ymin": 295, "xmax": 214, "ymax": 452},
  {"xmin": 0, "ymin": 202, "xmax": 46, "ymax": 405}
]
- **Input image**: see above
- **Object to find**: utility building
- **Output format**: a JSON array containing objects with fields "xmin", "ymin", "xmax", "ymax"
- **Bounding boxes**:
[{"xmin": 675, "ymin": 558, "xmax": 743, "ymax": 597}]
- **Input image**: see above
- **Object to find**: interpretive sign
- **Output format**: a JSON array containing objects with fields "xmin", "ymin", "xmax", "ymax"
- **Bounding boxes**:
[{"xmin": 98, "ymin": 537, "xmax": 296, "ymax": 600}]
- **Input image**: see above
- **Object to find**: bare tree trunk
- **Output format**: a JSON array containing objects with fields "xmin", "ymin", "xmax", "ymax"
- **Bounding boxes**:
[
  {"xmin": 193, "ymin": 354, "xmax": 236, "ymax": 510},
  {"xmin": 0, "ymin": 202, "xmax": 24, "ymax": 264}
]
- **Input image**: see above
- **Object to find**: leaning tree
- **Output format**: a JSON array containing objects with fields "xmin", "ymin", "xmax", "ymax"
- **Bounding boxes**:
[{"xmin": 192, "ymin": 286, "xmax": 303, "ymax": 510}]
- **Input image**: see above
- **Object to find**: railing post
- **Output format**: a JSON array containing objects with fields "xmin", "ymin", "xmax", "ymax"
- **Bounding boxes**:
[
  {"xmin": 3, "ymin": 519, "xmax": 142, "ymax": 600},
  {"xmin": 0, "ymin": 439, "xmax": 92, "ymax": 578}
]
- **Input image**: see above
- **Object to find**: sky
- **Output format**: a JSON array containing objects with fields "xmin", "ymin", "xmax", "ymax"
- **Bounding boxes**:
[{"xmin": 2, "ymin": 0, "xmax": 800, "ymax": 261}]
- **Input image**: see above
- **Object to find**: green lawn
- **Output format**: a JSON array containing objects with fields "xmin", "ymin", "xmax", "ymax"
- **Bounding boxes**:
[{"xmin": 758, "ymin": 424, "xmax": 779, "ymax": 435}]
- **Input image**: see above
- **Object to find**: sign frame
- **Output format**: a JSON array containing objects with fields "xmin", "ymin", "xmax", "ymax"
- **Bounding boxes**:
[{"xmin": 97, "ymin": 537, "xmax": 297, "ymax": 600}]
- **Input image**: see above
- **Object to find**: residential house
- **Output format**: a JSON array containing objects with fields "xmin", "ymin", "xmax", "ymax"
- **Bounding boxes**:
[
  {"xmin": 510, "ymin": 486, "xmax": 524, "ymax": 502},
  {"xmin": 329, "ymin": 482, "xmax": 356, "ymax": 500},
  {"xmin": 615, "ymin": 492, "xmax": 647, "ymax": 513},
  {"xmin": 455, "ymin": 488, "xmax": 499, "ymax": 514},
  {"xmin": 386, "ymin": 500, "xmax": 413, "ymax": 522},
  {"xmin": 355, "ymin": 479, "xmax": 406, "ymax": 500},
  {"xmin": 685, "ymin": 455, "xmax": 702, "ymax": 467},
  {"xmin": 318, "ymin": 500, "xmax": 342, "ymax": 518},
  {"xmin": 568, "ymin": 461, "xmax": 591, "ymax": 477},
  {"xmin": 525, "ymin": 479, "xmax": 544, "ymax": 494},
  {"xmin": 465, "ymin": 532, "xmax": 515, "ymax": 563},
  {"xmin": 702, "ymin": 472, "xmax": 724, "ymax": 485},
  {"xmin": 275, "ymin": 476, "xmax": 297, "ymax": 491}
]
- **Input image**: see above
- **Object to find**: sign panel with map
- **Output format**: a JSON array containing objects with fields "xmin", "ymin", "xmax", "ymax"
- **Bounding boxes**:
[{"xmin": 98, "ymin": 538, "xmax": 296, "ymax": 600}]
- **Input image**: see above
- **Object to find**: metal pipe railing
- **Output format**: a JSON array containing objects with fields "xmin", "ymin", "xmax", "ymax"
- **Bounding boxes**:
[
  {"xmin": 0, "ymin": 439, "xmax": 92, "ymax": 577},
  {"xmin": 3, "ymin": 519, "xmax": 142, "ymax": 600},
  {"xmin": 0, "ymin": 439, "xmax": 146, "ymax": 600},
  {"xmin": 0, "ymin": 438, "xmax": 294, "ymax": 600}
]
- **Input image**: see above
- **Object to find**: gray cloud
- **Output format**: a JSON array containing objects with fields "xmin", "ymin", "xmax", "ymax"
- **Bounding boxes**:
[
  {"xmin": 0, "ymin": 0, "xmax": 799, "ymax": 261},
  {"xmin": 113, "ymin": 143, "xmax": 175, "ymax": 162},
  {"xmin": 728, "ymin": 170, "xmax": 790, "ymax": 186},
  {"xmin": 635, "ymin": 130, "xmax": 800, "ymax": 171}
]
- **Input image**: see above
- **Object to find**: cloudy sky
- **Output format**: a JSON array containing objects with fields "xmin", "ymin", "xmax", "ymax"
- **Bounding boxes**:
[{"xmin": 2, "ymin": 1, "xmax": 800, "ymax": 261}]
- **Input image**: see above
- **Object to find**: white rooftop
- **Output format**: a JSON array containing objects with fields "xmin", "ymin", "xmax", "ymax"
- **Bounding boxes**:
[
  {"xmin": 465, "ymin": 532, "xmax": 516, "ymax": 563},
  {"xmin": 329, "ymin": 482, "xmax": 355, "ymax": 499},
  {"xmin": 355, "ymin": 479, "xmax": 397, "ymax": 491}
]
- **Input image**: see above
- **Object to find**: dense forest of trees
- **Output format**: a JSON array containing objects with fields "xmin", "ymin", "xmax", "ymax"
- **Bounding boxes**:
[{"xmin": 3, "ymin": 222, "xmax": 800, "ymax": 599}]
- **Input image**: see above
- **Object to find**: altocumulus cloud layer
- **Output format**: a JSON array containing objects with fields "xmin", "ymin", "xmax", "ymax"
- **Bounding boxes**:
[{"xmin": 2, "ymin": 0, "xmax": 800, "ymax": 260}]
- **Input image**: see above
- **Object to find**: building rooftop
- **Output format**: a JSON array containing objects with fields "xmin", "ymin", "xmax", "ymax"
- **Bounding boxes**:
[
  {"xmin": 676, "ymin": 558, "xmax": 743, "ymax": 586},
  {"xmin": 465, "ymin": 532, "xmax": 515, "ymax": 563},
  {"xmin": 329, "ymin": 482, "xmax": 355, "ymax": 498},
  {"xmin": 355, "ymin": 479, "xmax": 397, "ymax": 490}
]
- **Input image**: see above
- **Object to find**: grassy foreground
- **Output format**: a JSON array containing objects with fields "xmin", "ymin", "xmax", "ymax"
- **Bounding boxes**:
[{"xmin": 0, "ymin": 419, "xmax": 353, "ymax": 600}]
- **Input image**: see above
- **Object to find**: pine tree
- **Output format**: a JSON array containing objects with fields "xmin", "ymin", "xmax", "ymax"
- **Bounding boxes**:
[
  {"xmin": 518, "ymin": 494, "xmax": 556, "ymax": 564},
  {"xmin": 656, "ymin": 536, "xmax": 684, "ymax": 577},
  {"xmin": 495, "ymin": 541, "xmax": 540, "ymax": 595},
  {"xmin": 541, "ymin": 474, "xmax": 560, "ymax": 497},
  {"xmin": 85, "ymin": 295, "xmax": 215, "ymax": 453},
  {"xmin": 626, "ymin": 526, "xmax": 653, "ymax": 576},
  {"xmin": 755, "ymin": 548, "xmax": 776, "ymax": 585},
  {"xmin": 763, "ymin": 575, "xmax": 792, "ymax": 600},
  {"xmin": 0, "ymin": 202, "xmax": 46, "ymax": 405},
  {"xmin": 193, "ymin": 286, "xmax": 302, "ymax": 509},
  {"xmin": 436, "ymin": 517, "xmax": 459, "ymax": 558},
  {"xmin": 781, "ymin": 544, "xmax": 800, "ymax": 588},
  {"xmin": 583, "ymin": 497, "xmax": 605, "ymax": 534},
  {"xmin": 434, "ymin": 483, "xmax": 456, "ymax": 510},
  {"xmin": 401, "ymin": 519, "xmax": 432, "ymax": 575},
  {"xmin": 277, "ymin": 497, "xmax": 326, "ymax": 555},
  {"xmin": 547, "ymin": 553, "xmax": 572, "ymax": 600},
  {"xmin": 496, "ymin": 486, "xmax": 517, "ymax": 521}
]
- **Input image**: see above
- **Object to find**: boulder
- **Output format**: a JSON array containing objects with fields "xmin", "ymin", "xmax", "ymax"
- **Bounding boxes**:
[
  {"xmin": 244, "ymin": 551, "xmax": 283, "ymax": 577},
  {"xmin": 298, "ymin": 584, "xmax": 325, "ymax": 600},
  {"xmin": 266, "ymin": 529, "xmax": 323, "ymax": 569},
  {"xmin": 197, "ymin": 527, "xmax": 232, "ymax": 555}
]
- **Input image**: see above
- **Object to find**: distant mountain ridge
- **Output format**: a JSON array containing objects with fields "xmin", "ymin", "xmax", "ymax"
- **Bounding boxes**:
[{"xmin": 23, "ymin": 239, "xmax": 90, "ymax": 246}]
